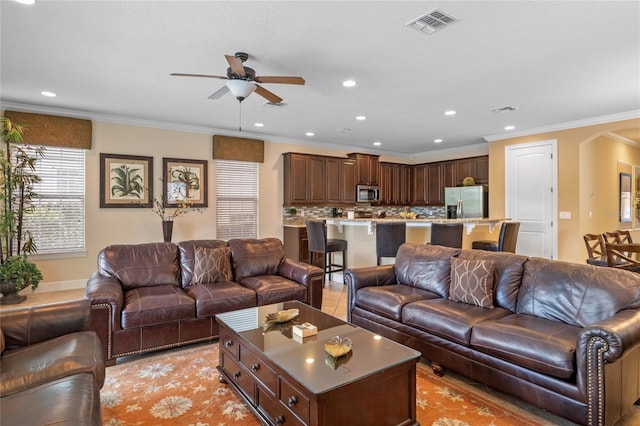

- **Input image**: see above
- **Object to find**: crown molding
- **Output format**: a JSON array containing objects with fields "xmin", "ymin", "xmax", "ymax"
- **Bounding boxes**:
[{"xmin": 483, "ymin": 110, "xmax": 640, "ymax": 142}]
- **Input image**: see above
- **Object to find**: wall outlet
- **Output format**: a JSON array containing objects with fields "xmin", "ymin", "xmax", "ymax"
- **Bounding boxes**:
[{"xmin": 559, "ymin": 211, "xmax": 572, "ymax": 220}]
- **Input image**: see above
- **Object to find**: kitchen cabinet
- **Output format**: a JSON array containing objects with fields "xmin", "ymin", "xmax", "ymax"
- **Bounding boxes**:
[
  {"xmin": 427, "ymin": 162, "xmax": 444, "ymax": 205},
  {"xmin": 474, "ymin": 156, "xmax": 489, "ymax": 184},
  {"xmin": 443, "ymin": 161, "xmax": 456, "ymax": 188},
  {"xmin": 283, "ymin": 153, "xmax": 325, "ymax": 205},
  {"xmin": 283, "ymin": 226, "xmax": 309, "ymax": 263},
  {"xmin": 411, "ymin": 164, "xmax": 428, "ymax": 205},
  {"xmin": 326, "ymin": 157, "xmax": 356, "ymax": 204},
  {"xmin": 380, "ymin": 162, "xmax": 411, "ymax": 205},
  {"xmin": 455, "ymin": 158, "xmax": 475, "ymax": 186},
  {"xmin": 348, "ymin": 153, "xmax": 379, "ymax": 185}
]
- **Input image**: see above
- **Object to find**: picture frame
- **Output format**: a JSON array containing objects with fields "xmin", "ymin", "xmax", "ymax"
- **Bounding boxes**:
[
  {"xmin": 100, "ymin": 153, "xmax": 153, "ymax": 208},
  {"xmin": 620, "ymin": 172, "xmax": 632, "ymax": 223},
  {"xmin": 162, "ymin": 158, "xmax": 208, "ymax": 207}
]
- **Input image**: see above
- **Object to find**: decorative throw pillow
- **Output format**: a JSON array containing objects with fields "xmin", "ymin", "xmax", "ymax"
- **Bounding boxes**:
[
  {"xmin": 192, "ymin": 246, "xmax": 233, "ymax": 284},
  {"xmin": 449, "ymin": 257, "xmax": 495, "ymax": 308}
]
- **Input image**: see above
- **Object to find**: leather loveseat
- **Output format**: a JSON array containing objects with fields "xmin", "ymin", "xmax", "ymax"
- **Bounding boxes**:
[
  {"xmin": 345, "ymin": 243, "xmax": 640, "ymax": 426},
  {"xmin": 0, "ymin": 299, "xmax": 105, "ymax": 425},
  {"xmin": 85, "ymin": 237, "xmax": 324, "ymax": 365}
]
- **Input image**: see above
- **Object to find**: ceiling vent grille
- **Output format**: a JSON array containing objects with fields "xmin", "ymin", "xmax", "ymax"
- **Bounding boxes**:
[{"xmin": 406, "ymin": 9, "xmax": 460, "ymax": 35}]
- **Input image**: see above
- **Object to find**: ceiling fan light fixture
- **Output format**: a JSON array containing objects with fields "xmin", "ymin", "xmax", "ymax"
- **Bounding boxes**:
[{"xmin": 225, "ymin": 80, "xmax": 256, "ymax": 101}]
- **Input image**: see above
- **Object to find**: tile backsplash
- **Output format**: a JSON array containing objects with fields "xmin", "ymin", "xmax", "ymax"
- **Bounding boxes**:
[{"xmin": 283, "ymin": 205, "xmax": 446, "ymax": 223}]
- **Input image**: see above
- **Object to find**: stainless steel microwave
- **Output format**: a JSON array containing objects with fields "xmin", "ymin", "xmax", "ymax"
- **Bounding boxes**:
[{"xmin": 356, "ymin": 185, "xmax": 380, "ymax": 203}]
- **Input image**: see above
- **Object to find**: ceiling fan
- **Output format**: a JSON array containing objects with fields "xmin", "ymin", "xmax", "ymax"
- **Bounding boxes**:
[{"xmin": 170, "ymin": 52, "xmax": 305, "ymax": 104}]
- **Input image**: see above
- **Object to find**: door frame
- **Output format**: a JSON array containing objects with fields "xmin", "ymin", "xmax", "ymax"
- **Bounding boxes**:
[{"xmin": 505, "ymin": 139, "xmax": 558, "ymax": 259}]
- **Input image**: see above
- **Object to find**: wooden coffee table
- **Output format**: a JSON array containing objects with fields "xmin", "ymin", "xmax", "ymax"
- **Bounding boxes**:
[{"xmin": 216, "ymin": 300, "xmax": 421, "ymax": 426}]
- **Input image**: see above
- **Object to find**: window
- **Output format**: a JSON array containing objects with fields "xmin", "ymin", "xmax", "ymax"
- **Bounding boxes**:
[
  {"xmin": 216, "ymin": 160, "xmax": 258, "ymax": 240},
  {"xmin": 23, "ymin": 146, "xmax": 86, "ymax": 255}
]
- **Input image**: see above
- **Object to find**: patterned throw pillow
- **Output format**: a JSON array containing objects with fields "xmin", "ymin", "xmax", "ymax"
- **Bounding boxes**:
[
  {"xmin": 449, "ymin": 257, "xmax": 495, "ymax": 308},
  {"xmin": 192, "ymin": 246, "xmax": 233, "ymax": 284}
]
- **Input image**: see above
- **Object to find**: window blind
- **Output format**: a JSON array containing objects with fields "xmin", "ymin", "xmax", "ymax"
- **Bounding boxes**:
[
  {"xmin": 22, "ymin": 146, "xmax": 86, "ymax": 254},
  {"xmin": 216, "ymin": 160, "xmax": 258, "ymax": 240}
]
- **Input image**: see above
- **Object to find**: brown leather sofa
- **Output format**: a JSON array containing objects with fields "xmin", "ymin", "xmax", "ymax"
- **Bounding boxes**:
[
  {"xmin": 85, "ymin": 237, "xmax": 324, "ymax": 365},
  {"xmin": 345, "ymin": 243, "xmax": 640, "ymax": 426},
  {"xmin": 0, "ymin": 300, "xmax": 105, "ymax": 425}
]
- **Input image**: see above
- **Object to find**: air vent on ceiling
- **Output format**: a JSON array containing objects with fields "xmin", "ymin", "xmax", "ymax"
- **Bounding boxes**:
[
  {"xmin": 491, "ymin": 106, "xmax": 519, "ymax": 113},
  {"xmin": 263, "ymin": 102, "xmax": 288, "ymax": 108},
  {"xmin": 406, "ymin": 9, "xmax": 460, "ymax": 35}
]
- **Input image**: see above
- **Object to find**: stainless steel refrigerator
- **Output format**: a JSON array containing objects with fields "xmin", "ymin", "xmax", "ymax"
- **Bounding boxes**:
[{"xmin": 444, "ymin": 186, "xmax": 488, "ymax": 218}]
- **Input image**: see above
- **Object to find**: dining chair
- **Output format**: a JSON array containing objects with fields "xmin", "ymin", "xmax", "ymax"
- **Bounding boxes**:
[
  {"xmin": 375, "ymin": 222, "xmax": 406, "ymax": 265},
  {"xmin": 305, "ymin": 220, "xmax": 347, "ymax": 285},
  {"xmin": 472, "ymin": 221, "xmax": 520, "ymax": 253},
  {"xmin": 430, "ymin": 223, "xmax": 463, "ymax": 249},
  {"xmin": 603, "ymin": 231, "xmax": 621, "ymax": 245},
  {"xmin": 583, "ymin": 233, "xmax": 608, "ymax": 267},
  {"xmin": 605, "ymin": 242, "xmax": 640, "ymax": 272},
  {"xmin": 616, "ymin": 230, "xmax": 633, "ymax": 244}
]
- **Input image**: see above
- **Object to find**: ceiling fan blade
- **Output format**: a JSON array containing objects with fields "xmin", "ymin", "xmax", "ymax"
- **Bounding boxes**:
[
  {"xmin": 255, "ymin": 76, "xmax": 305, "ymax": 85},
  {"xmin": 170, "ymin": 73, "xmax": 228, "ymax": 79},
  {"xmin": 255, "ymin": 85, "xmax": 283, "ymax": 103},
  {"xmin": 225, "ymin": 55, "xmax": 246, "ymax": 76},
  {"xmin": 208, "ymin": 86, "xmax": 230, "ymax": 100}
]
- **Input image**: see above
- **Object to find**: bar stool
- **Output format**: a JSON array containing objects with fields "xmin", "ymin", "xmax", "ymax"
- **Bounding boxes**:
[
  {"xmin": 472, "ymin": 221, "xmax": 520, "ymax": 253},
  {"xmin": 430, "ymin": 223, "xmax": 463, "ymax": 248},
  {"xmin": 306, "ymin": 220, "xmax": 347, "ymax": 284},
  {"xmin": 376, "ymin": 222, "xmax": 406, "ymax": 265}
]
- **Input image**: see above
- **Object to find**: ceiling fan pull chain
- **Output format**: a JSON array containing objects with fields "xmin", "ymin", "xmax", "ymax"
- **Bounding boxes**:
[{"xmin": 238, "ymin": 102, "xmax": 242, "ymax": 132}]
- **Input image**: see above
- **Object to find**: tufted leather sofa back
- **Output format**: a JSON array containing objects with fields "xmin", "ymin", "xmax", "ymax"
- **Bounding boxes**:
[
  {"xmin": 517, "ymin": 257, "xmax": 640, "ymax": 327},
  {"xmin": 227, "ymin": 238, "xmax": 285, "ymax": 281},
  {"xmin": 98, "ymin": 242, "xmax": 180, "ymax": 290},
  {"xmin": 395, "ymin": 243, "xmax": 460, "ymax": 298}
]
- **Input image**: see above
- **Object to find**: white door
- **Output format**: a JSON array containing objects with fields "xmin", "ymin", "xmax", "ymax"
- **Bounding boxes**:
[{"xmin": 505, "ymin": 140, "xmax": 557, "ymax": 259}]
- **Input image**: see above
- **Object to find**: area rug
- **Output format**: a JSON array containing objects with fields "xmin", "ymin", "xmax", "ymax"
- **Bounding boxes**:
[{"xmin": 101, "ymin": 343, "xmax": 552, "ymax": 426}]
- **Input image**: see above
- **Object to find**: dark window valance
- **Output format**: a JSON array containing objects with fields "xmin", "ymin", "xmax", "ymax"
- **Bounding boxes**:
[
  {"xmin": 212, "ymin": 135, "xmax": 264, "ymax": 163},
  {"xmin": 4, "ymin": 110, "xmax": 92, "ymax": 149}
]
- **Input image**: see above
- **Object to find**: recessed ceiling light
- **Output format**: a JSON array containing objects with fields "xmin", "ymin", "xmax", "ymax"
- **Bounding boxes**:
[
  {"xmin": 342, "ymin": 80, "xmax": 357, "ymax": 87},
  {"xmin": 305, "ymin": 132, "xmax": 314, "ymax": 136},
  {"xmin": 434, "ymin": 139, "xmax": 443, "ymax": 143},
  {"xmin": 254, "ymin": 123, "xmax": 264, "ymax": 127},
  {"xmin": 504, "ymin": 125, "xmax": 515, "ymax": 131},
  {"xmin": 40, "ymin": 91, "xmax": 56, "ymax": 97},
  {"xmin": 356, "ymin": 115, "xmax": 366, "ymax": 121},
  {"xmin": 14, "ymin": 0, "xmax": 36, "ymax": 4},
  {"xmin": 444, "ymin": 110, "xmax": 456, "ymax": 116},
  {"xmin": 373, "ymin": 141, "xmax": 381, "ymax": 146}
]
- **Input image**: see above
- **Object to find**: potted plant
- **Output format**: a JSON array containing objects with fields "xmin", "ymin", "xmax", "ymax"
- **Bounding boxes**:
[{"xmin": 0, "ymin": 117, "xmax": 44, "ymax": 304}]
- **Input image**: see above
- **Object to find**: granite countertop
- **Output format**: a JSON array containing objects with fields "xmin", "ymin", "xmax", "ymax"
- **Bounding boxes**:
[{"xmin": 283, "ymin": 217, "xmax": 507, "ymax": 227}]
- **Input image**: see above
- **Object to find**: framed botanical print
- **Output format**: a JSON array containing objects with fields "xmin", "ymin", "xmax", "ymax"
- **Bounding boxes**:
[
  {"xmin": 100, "ymin": 153, "xmax": 153, "ymax": 208},
  {"xmin": 162, "ymin": 158, "xmax": 208, "ymax": 207}
]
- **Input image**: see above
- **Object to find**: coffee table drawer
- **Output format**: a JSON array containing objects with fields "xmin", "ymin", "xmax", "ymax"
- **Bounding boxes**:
[
  {"xmin": 221, "ymin": 352, "xmax": 255, "ymax": 403},
  {"xmin": 219, "ymin": 327, "xmax": 238, "ymax": 359},
  {"xmin": 257, "ymin": 385, "xmax": 304, "ymax": 426},
  {"xmin": 239, "ymin": 344, "xmax": 277, "ymax": 395},
  {"xmin": 279, "ymin": 377, "xmax": 310, "ymax": 424}
]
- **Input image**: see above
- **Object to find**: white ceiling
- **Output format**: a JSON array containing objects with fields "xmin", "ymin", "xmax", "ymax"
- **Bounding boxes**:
[{"xmin": 1, "ymin": 1, "xmax": 639, "ymax": 157}]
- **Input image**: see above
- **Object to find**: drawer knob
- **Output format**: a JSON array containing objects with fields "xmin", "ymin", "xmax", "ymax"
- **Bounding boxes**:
[
  {"xmin": 274, "ymin": 415, "xmax": 285, "ymax": 425},
  {"xmin": 251, "ymin": 363, "xmax": 260, "ymax": 372},
  {"xmin": 287, "ymin": 396, "xmax": 298, "ymax": 407},
  {"xmin": 224, "ymin": 340, "xmax": 233, "ymax": 348},
  {"xmin": 233, "ymin": 371, "xmax": 241, "ymax": 379}
]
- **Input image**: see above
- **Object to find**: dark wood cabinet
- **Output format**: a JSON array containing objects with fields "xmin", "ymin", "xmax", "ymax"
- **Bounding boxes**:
[
  {"xmin": 283, "ymin": 226, "xmax": 309, "ymax": 263},
  {"xmin": 411, "ymin": 164, "xmax": 428, "ymax": 205},
  {"xmin": 443, "ymin": 161, "xmax": 456, "ymax": 189},
  {"xmin": 325, "ymin": 158, "xmax": 341, "ymax": 204},
  {"xmin": 474, "ymin": 156, "xmax": 489, "ymax": 184},
  {"xmin": 308, "ymin": 156, "xmax": 326, "ymax": 204},
  {"xmin": 427, "ymin": 162, "xmax": 444, "ymax": 205},
  {"xmin": 348, "ymin": 153, "xmax": 379, "ymax": 185},
  {"xmin": 283, "ymin": 153, "xmax": 310, "ymax": 205},
  {"xmin": 399, "ymin": 165, "xmax": 411, "ymax": 205},
  {"xmin": 455, "ymin": 158, "xmax": 475, "ymax": 186},
  {"xmin": 340, "ymin": 158, "xmax": 357, "ymax": 204}
]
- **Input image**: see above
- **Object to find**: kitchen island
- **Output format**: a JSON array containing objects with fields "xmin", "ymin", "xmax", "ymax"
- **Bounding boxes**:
[{"xmin": 284, "ymin": 217, "xmax": 508, "ymax": 282}]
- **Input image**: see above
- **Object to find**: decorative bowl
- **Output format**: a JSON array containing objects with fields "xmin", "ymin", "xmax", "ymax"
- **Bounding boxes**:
[
  {"xmin": 324, "ymin": 336, "xmax": 353, "ymax": 358},
  {"xmin": 263, "ymin": 308, "xmax": 299, "ymax": 325}
]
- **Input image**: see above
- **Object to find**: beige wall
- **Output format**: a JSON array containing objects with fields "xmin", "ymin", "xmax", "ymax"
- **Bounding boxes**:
[
  {"xmin": 488, "ymin": 118, "xmax": 640, "ymax": 264},
  {"xmin": 32, "ymin": 121, "xmax": 421, "ymax": 291},
  {"xmin": 31, "ymin": 116, "xmax": 640, "ymax": 291}
]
